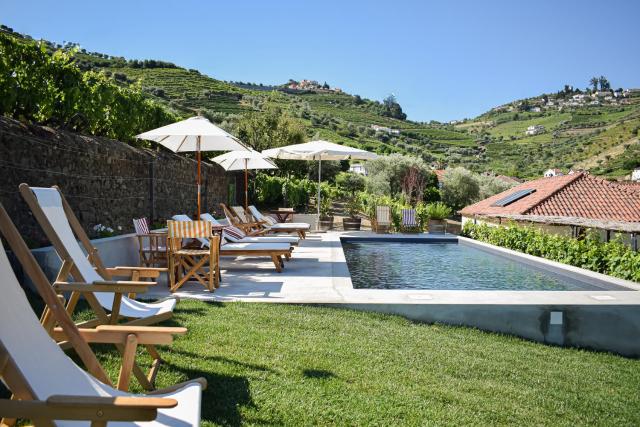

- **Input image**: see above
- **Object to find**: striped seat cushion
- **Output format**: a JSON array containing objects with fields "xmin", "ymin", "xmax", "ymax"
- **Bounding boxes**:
[
  {"xmin": 402, "ymin": 209, "xmax": 417, "ymax": 226},
  {"xmin": 222, "ymin": 225, "xmax": 247, "ymax": 242},
  {"xmin": 133, "ymin": 217, "xmax": 150, "ymax": 235}
]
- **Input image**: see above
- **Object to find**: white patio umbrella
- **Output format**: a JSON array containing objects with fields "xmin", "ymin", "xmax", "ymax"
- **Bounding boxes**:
[
  {"xmin": 212, "ymin": 150, "xmax": 278, "ymax": 210},
  {"xmin": 136, "ymin": 116, "xmax": 249, "ymax": 217},
  {"xmin": 262, "ymin": 140, "xmax": 378, "ymax": 227}
]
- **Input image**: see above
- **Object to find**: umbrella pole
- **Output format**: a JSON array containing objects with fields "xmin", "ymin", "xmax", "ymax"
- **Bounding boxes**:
[
  {"xmin": 197, "ymin": 136, "xmax": 201, "ymax": 218},
  {"xmin": 317, "ymin": 157, "xmax": 321, "ymax": 231},
  {"xmin": 244, "ymin": 159, "xmax": 249, "ymax": 212}
]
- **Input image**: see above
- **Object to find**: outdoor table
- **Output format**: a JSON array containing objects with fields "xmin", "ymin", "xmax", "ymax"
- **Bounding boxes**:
[{"xmin": 270, "ymin": 208, "xmax": 295, "ymax": 223}]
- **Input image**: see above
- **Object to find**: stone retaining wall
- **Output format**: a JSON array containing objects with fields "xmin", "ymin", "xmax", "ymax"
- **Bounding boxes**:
[{"xmin": 0, "ymin": 116, "xmax": 236, "ymax": 247}]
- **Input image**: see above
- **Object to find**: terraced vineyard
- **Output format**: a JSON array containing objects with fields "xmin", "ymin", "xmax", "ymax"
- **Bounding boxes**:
[{"xmin": 3, "ymin": 26, "xmax": 639, "ymax": 179}]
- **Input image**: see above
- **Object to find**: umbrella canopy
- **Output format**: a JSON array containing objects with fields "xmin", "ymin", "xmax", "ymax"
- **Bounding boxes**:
[
  {"xmin": 212, "ymin": 150, "xmax": 278, "ymax": 210},
  {"xmin": 262, "ymin": 140, "xmax": 378, "ymax": 161},
  {"xmin": 262, "ymin": 140, "xmax": 378, "ymax": 228},
  {"xmin": 212, "ymin": 150, "xmax": 277, "ymax": 172},
  {"xmin": 136, "ymin": 116, "xmax": 249, "ymax": 216}
]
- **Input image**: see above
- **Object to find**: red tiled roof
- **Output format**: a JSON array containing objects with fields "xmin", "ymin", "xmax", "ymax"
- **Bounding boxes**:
[
  {"xmin": 433, "ymin": 170, "xmax": 446, "ymax": 182},
  {"xmin": 460, "ymin": 172, "xmax": 640, "ymax": 222}
]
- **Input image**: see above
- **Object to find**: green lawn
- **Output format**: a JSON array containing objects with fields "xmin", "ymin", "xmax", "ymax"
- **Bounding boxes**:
[{"xmin": 90, "ymin": 301, "xmax": 639, "ymax": 426}]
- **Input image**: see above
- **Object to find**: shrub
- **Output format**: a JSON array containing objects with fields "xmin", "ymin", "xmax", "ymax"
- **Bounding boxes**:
[
  {"xmin": 462, "ymin": 222, "xmax": 640, "ymax": 282},
  {"xmin": 441, "ymin": 167, "xmax": 480, "ymax": 211},
  {"xmin": 335, "ymin": 172, "xmax": 366, "ymax": 194},
  {"xmin": 425, "ymin": 202, "xmax": 452, "ymax": 220},
  {"xmin": 0, "ymin": 33, "xmax": 176, "ymax": 142}
]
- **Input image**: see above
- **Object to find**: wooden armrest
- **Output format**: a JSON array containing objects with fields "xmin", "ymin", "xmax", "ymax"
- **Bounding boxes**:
[
  {"xmin": 52, "ymin": 325, "xmax": 187, "ymax": 345},
  {"xmin": 54, "ymin": 281, "xmax": 153, "ymax": 294},
  {"xmin": 0, "ymin": 395, "xmax": 176, "ymax": 422},
  {"xmin": 107, "ymin": 266, "xmax": 167, "ymax": 279}
]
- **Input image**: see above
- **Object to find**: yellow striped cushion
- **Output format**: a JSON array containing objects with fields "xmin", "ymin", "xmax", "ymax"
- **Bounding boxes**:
[{"xmin": 167, "ymin": 220, "xmax": 212, "ymax": 238}]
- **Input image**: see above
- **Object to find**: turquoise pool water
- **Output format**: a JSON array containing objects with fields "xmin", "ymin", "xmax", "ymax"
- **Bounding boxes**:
[{"xmin": 342, "ymin": 241, "xmax": 606, "ymax": 291}]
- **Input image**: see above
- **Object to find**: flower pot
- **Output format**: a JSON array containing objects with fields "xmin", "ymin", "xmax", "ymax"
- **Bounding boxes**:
[
  {"xmin": 318, "ymin": 215, "xmax": 334, "ymax": 231},
  {"xmin": 342, "ymin": 217, "xmax": 362, "ymax": 231},
  {"xmin": 428, "ymin": 219, "xmax": 447, "ymax": 234}
]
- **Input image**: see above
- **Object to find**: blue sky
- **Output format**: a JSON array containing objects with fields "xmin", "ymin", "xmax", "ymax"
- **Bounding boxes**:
[{"xmin": 3, "ymin": 0, "xmax": 639, "ymax": 122}]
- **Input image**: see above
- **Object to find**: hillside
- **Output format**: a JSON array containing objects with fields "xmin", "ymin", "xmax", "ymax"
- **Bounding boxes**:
[{"xmin": 2, "ymin": 25, "xmax": 639, "ymax": 179}]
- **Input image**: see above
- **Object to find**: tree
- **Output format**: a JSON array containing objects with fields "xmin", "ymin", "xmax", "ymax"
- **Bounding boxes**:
[
  {"xmin": 323, "ymin": 81, "xmax": 329, "ymax": 89},
  {"xmin": 589, "ymin": 77, "xmax": 599, "ymax": 92},
  {"xmin": 365, "ymin": 154, "xmax": 437, "ymax": 200},
  {"xmin": 441, "ymin": 167, "xmax": 480, "ymax": 211},
  {"xmin": 598, "ymin": 76, "xmax": 610, "ymax": 91},
  {"xmin": 236, "ymin": 102, "xmax": 305, "ymax": 152},
  {"xmin": 381, "ymin": 94, "xmax": 407, "ymax": 120}
]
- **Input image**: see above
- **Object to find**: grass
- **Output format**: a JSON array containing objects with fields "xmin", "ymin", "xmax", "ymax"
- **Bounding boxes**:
[{"xmin": 87, "ymin": 301, "xmax": 640, "ymax": 426}]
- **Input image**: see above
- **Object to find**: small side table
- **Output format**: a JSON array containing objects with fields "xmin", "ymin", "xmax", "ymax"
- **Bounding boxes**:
[{"xmin": 270, "ymin": 209, "xmax": 295, "ymax": 223}]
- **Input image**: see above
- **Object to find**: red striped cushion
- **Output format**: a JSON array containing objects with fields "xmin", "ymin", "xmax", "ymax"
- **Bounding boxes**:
[
  {"xmin": 223, "ymin": 225, "xmax": 246, "ymax": 242},
  {"xmin": 133, "ymin": 217, "xmax": 150, "ymax": 235}
]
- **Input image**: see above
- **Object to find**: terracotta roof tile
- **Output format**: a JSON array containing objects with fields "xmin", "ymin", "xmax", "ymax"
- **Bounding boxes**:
[{"xmin": 459, "ymin": 172, "xmax": 640, "ymax": 222}]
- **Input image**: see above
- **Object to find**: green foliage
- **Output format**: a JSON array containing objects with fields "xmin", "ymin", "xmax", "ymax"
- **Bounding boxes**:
[
  {"xmin": 255, "ymin": 174, "xmax": 285, "ymax": 206},
  {"xmin": 0, "ymin": 33, "xmax": 176, "ymax": 142},
  {"xmin": 236, "ymin": 101, "xmax": 305, "ymax": 152},
  {"xmin": 441, "ymin": 167, "xmax": 481, "ymax": 211},
  {"xmin": 365, "ymin": 154, "xmax": 438, "ymax": 201},
  {"xmin": 335, "ymin": 172, "xmax": 366, "ymax": 194},
  {"xmin": 344, "ymin": 193, "xmax": 363, "ymax": 218},
  {"xmin": 462, "ymin": 222, "xmax": 640, "ymax": 282},
  {"xmin": 425, "ymin": 202, "xmax": 452, "ymax": 220}
]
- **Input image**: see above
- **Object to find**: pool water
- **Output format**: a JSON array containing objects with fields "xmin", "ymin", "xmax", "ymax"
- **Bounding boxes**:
[{"xmin": 342, "ymin": 241, "xmax": 606, "ymax": 291}]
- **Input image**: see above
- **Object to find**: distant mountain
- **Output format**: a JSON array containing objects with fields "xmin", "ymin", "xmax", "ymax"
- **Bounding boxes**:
[{"xmin": 2, "ymin": 24, "xmax": 639, "ymax": 179}]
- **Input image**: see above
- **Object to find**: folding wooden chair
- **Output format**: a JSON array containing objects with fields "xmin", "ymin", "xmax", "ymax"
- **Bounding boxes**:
[
  {"xmin": 0, "ymin": 202, "xmax": 197, "ymax": 395},
  {"xmin": 0, "ymin": 216, "xmax": 205, "ymax": 424},
  {"xmin": 19, "ymin": 184, "xmax": 176, "ymax": 390},
  {"xmin": 167, "ymin": 220, "xmax": 220, "ymax": 292},
  {"xmin": 401, "ymin": 208, "xmax": 420, "ymax": 233},
  {"xmin": 375, "ymin": 206, "xmax": 392, "ymax": 233},
  {"xmin": 133, "ymin": 217, "xmax": 167, "ymax": 268}
]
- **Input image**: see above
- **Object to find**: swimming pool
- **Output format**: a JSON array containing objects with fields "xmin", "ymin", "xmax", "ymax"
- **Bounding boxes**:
[{"xmin": 342, "ymin": 240, "xmax": 627, "ymax": 291}]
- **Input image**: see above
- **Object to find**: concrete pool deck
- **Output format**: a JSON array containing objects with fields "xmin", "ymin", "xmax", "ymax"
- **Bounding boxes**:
[
  {"xmin": 141, "ymin": 231, "xmax": 640, "ymax": 356},
  {"xmin": 145, "ymin": 231, "xmax": 640, "ymax": 304}
]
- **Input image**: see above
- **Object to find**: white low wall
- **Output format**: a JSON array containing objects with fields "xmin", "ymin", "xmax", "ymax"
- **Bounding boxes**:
[{"xmin": 29, "ymin": 233, "xmax": 142, "ymax": 290}]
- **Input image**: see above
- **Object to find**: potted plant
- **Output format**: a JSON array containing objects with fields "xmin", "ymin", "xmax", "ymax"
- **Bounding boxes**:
[
  {"xmin": 342, "ymin": 195, "xmax": 363, "ymax": 231},
  {"xmin": 318, "ymin": 191, "xmax": 334, "ymax": 231},
  {"xmin": 426, "ymin": 202, "xmax": 452, "ymax": 234}
]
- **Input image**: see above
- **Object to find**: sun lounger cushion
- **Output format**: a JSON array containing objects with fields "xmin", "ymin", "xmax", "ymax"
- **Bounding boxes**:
[
  {"xmin": 30, "ymin": 188, "xmax": 176, "ymax": 319},
  {"xmin": 221, "ymin": 242, "xmax": 291, "ymax": 252},
  {"xmin": 222, "ymin": 225, "xmax": 246, "ymax": 242},
  {"xmin": 0, "ymin": 242, "xmax": 202, "ymax": 426}
]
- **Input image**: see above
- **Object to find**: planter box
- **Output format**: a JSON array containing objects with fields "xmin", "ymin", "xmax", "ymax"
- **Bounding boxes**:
[
  {"xmin": 428, "ymin": 219, "xmax": 447, "ymax": 234},
  {"xmin": 343, "ymin": 217, "xmax": 362, "ymax": 231}
]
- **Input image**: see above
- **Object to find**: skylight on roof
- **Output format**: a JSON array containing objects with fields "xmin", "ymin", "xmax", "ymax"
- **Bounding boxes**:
[{"xmin": 491, "ymin": 189, "xmax": 536, "ymax": 207}]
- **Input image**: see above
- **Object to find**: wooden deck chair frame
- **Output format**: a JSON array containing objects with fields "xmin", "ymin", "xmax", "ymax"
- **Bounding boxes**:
[
  {"xmin": 219, "ymin": 244, "xmax": 292, "ymax": 273},
  {"xmin": 0, "ymin": 208, "xmax": 206, "ymax": 425},
  {"xmin": 18, "ymin": 184, "xmax": 174, "ymax": 391},
  {"xmin": 375, "ymin": 206, "xmax": 392, "ymax": 234},
  {"xmin": 167, "ymin": 220, "xmax": 220, "ymax": 292},
  {"xmin": 0, "ymin": 203, "xmax": 194, "ymax": 395},
  {"xmin": 400, "ymin": 208, "xmax": 421, "ymax": 233},
  {"xmin": 246, "ymin": 206, "xmax": 308, "ymax": 239},
  {"xmin": 219, "ymin": 203, "xmax": 265, "ymax": 235},
  {"xmin": 133, "ymin": 217, "xmax": 167, "ymax": 268}
]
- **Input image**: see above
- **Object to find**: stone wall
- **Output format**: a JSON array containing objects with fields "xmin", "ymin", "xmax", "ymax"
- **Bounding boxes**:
[{"xmin": 0, "ymin": 116, "xmax": 236, "ymax": 247}]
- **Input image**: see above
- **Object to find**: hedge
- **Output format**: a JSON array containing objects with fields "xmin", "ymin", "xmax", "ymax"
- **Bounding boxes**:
[{"xmin": 461, "ymin": 222, "xmax": 640, "ymax": 282}]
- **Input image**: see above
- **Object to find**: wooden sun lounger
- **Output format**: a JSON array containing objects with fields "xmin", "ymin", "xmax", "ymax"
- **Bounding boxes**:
[
  {"xmin": 219, "ymin": 203, "xmax": 265, "ymax": 235},
  {"xmin": 172, "ymin": 214, "xmax": 293, "ymax": 273},
  {"xmin": 19, "ymin": 184, "xmax": 178, "ymax": 390},
  {"xmin": 0, "ymin": 210, "xmax": 205, "ymax": 424},
  {"xmin": 247, "ymin": 205, "xmax": 310, "ymax": 239},
  {"xmin": 374, "ymin": 206, "xmax": 392, "ymax": 233}
]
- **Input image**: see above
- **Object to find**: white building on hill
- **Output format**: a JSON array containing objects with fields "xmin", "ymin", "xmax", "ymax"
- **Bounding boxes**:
[{"xmin": 525, "ymin": 125, "xmax": 545, "ymax": 136}]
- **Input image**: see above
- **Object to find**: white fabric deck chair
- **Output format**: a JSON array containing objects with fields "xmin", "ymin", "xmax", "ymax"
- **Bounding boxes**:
[
  {"xmin": 20, "ymin": 185, "xmax": 177, "ymax": 390},
  {"xmin": 172, "ymin": 214, "xmax": 293, "ymax": 272},
  {"xmin": 0, "ymin": 240, "xmax": 203, "ymax": 426},
  {"xmin": 200, "ymin": 213, "xmax": 299, "ymax": 245},
  {"xmin": 21, "ymin": 186, "xmax": 177, "ymax": 322},
  {"xmin": 247, "ymin": 206, "xmax": 310, "ymax": 239},
  {"xmin": 375, "ymin": 206, "xmax": 392, "ymax": 233}
]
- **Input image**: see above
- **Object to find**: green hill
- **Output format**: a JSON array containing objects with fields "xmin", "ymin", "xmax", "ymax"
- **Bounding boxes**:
[{"xmin": 2, "ymin": 25, "xmax": 639, "ymax": 179}]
